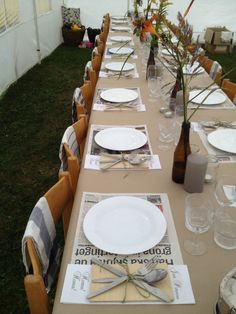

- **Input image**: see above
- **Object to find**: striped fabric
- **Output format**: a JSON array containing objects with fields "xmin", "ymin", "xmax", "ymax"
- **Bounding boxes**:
[
  {"xmin": 210, "ymin": 61, "xmax": 222, "ymax": 80},
  {"xmin": 59, "ymin": 125, "xmax": 79, "ymax": 171},
  {"xmin": 72, "ymin": 87, "xmax": 85, "ymax": 123},
  {"xmin": 83, "ymin": 60, "xmax": 92, "ymax": 81},
  {"xmin": 22, "ymin": 197, "xmax": 61, "ymax": 291}
]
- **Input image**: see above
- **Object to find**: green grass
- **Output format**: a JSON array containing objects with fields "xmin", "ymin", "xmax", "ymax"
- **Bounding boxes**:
[
  {"xmin": 206, "ymin": 46, "xmax": 236, "ymax": 83},
  {"xmin": 0, "ymin": 44, "xmax": 91, "ymax": 313}
]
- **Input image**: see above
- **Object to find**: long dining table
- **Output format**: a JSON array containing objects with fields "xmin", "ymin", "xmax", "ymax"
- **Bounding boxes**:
[{"xmin": 52, "ymin": 16, "xmax": 236, "ymax": 314}]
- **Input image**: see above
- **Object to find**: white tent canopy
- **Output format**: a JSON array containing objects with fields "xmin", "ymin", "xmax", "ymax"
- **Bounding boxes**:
[{"xmin": 0, "ymin": 0, "xmax": 236, "ymax": 96}]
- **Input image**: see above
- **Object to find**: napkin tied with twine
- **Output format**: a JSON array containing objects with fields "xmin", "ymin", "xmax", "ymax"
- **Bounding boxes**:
[{"xmin": 89, "ymin": 262, "xmax": 174, "ymax": 302}]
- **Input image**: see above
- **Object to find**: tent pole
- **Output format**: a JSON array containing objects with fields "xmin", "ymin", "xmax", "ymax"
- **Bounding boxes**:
[{"xmin": 32, "ymin": 0, "xmax": 41, "ymax": 64}]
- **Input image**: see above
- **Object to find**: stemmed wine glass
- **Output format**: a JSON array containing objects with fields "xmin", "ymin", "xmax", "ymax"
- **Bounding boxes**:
[{"xmin": 184, "ymin": 194, "xmax": 212, "ymax": 255}]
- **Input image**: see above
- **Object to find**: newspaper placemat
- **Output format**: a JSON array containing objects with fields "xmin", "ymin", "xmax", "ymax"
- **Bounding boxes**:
[
  {"xmin": 84, "ymin": 124, "xmax": 161, "ymax": 170},
  {"xmin": 71, "ymin": 192, "xmax": 183, "ymax": 265},
  {"xmin": 99, "ymin": 62, "xmax": 139, "ymax": 79},
  {"xmin": 192, "ymin": 122, "xmax": 236, "ymax": 162},
  {"xmin": 93, "ymin": 87, "xmax": 145, "ymax": 112}
]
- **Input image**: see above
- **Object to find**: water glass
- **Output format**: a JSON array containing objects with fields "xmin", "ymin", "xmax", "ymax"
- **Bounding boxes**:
[
  {"xmin": 215, "ymin": 175, "xmax": 236, "ymax": 207},
  {"xmin": 205, "ymin": 155, "xmax": 219, "ymax": 184},
  {"xmin": 214, "ymin": 208, "xmax": 236, "ymax": 250},
  {"xmin": 147, "ymin": 65, "xmax": 162, "ymax": 101}
]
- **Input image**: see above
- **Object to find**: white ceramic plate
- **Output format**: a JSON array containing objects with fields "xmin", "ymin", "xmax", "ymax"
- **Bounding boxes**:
[
  {"xmin": 161, "ymin": 49, "xmax": 175, "ymax": 56},
  {"xmin": 111, "ymin": 26, "xmax": 131, "ymax": 32},
  {"xmin": 109, "ymin": 47, "xmax": 134, "ymax": 55},
  {"xmin": 94, "ymin": 127, "xmax": 147, "ymax": 151},
  {"xmin": 112, "ymin": 16, "xmax": 128, "ymax": 20},
  {"xmin": 189, "ymin": 89, "xmax": 226, "ymax": 105},
  {"xmin": 100, "ymin": 88, "xmax": 138, "ymax": 103},
  {"xmin": 110, "ymin": 35, "xmax": 132, "ymax": 42},
  {"xmin": 207, "ymin": 129, "xmax": 236, "ymax": 154},
  {"xmin": 183, "ymin": 64, "xmax": 204, "ymax": 75},
  {"xmin": 83, "ymin": 196, "xmax": 167, "ymax": 254},
  {"xmin": 105, "ymin": 62, "xmax": 134, "ymax": 72},
  {"xmin": 112, "ymin": 20, "xmax": 128, "ymax": 24}
]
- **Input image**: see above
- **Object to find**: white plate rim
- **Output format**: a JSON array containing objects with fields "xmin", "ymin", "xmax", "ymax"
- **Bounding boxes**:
[
  {"xmin": 100, "ymin": 88, "xmax": 138, "ymax": 103},
  {"xmin": 111, "ymin": 26, "xmax": 131, "ymax": 31},
  {"xmin": 207, "ymin": 129, "xmax": 236, "ymax": 154},
  {"xmin": 110, "ymin": 35, "xmax": 132, "ymax": 42},
  {"xmin": 83, "ymin": 196, "xmax": 167, "ymax": 254},
  {"xmin": 189, "ymin": 89, "xmax": 226, "ymax": 105},
  {"xmin": 94, "ymin": 127, "xmax": 147, "ymax": 151},
  {"xmin": 109, "ymin": 47, "xmax": 134, "ymax": 55},
  {"xmin": 105, "ymin": 62, "xmax": 134, "ymax": 72}
]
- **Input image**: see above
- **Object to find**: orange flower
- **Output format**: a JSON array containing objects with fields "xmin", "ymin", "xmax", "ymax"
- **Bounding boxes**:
[{"xmin": 142, "ymin": 18, "xmax": 159, "ymax": 37}]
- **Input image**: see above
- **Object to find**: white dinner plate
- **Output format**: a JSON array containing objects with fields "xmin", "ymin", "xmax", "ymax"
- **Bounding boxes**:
[
  {"xmin": 83, "ymin": 196, "xmax": 167, "ymax": 254},
  {"xmin": 105, "ymin": 62, "xmax": 134, "ymax": 72},
  {"xmin": 110, "ymin": 35, "xmax": 132, "ymax": 42},
  {"xmin": 161, "ymin": 49, "xmax": 175, "ymax": 56},
  {"xmin": 207, "ymin": 129, "xmax": 236, "ymax": 154},
  {"xmin": 112, "ymin": 20, "xmax": 128, "ymax": 24},
  {"xmin": 100, "ymin": 88, "xmax": 138, "ymax": 103},
  {"xmin": 109, "ymin": 47, "xmax": 134, "ymax": 55},
  {"xmin": 183, "ymin": 64, "xmax": 204, "ymax": 75},
  {"xmin": 94, "ymin": 127, "xmax": 147, "ymax": 151},
  {"xmin": 112, "ymin": 16, "xmax": 128, "ymax": 20},
  {"xmin": 111, "ymin": 26, "xmax": 131, "ymax": 32},
  {"xmin": 189, "ymin": 89, "xmax": 226, "ymax": 105}
]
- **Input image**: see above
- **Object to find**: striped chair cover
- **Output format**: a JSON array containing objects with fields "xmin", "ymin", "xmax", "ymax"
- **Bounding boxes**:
[
  {"xmin": 22, "ymin": 197, "xmax": 61, "ymax": 291},
  {"xmin": 72, "ymin": 87, "xmax": 85, "ymax": 123},
  {"xmin": 83, "ymin": 60, "xmax": 92, "ymax": 81},
  {"xmin": 59, "ymin": 125, "xmax": 79, "ymax": 171},
  {"xmin": 209, "ymin": 61, "xmax": 222, "ymax": 80}
]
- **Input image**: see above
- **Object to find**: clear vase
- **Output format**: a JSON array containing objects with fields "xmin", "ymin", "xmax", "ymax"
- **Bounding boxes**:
[{"xmin": 172, "ymin": 121, "xmax": 191, "ymax": 183}]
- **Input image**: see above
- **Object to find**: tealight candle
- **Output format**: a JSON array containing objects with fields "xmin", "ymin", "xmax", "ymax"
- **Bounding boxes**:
[{"xmin": 164, "ymin": 111, "xmax": 174, "ymax": 118}]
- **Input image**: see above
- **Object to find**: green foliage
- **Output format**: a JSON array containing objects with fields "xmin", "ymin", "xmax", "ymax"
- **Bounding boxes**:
[{"xmin": 0, "ymin": 44, "xmax": 91, "ymax": 313}]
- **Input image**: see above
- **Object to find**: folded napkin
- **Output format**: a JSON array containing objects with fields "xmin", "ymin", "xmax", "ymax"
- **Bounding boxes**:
[
  {"xmin": 89, "ymin": 263, "xmax": 174, "ymax": 302},
  {"xmin": 100, "ymin": 153, "xmax": 149, "ymax": 170}
]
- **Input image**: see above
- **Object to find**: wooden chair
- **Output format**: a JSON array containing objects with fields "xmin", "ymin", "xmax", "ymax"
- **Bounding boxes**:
[
  {"xmin": 60, "ymin": 115, "xmax": 88, "ymax": 194},
  {"xmin": 73, "ymin": 80, "xmax": 94, "ymax": 120},
  {"xmin": 221, "ymin": 79, "xmax": 236, "ymax": 103},
  {"xmin": 88, "ymin": 68, "xmax": 98, "ymax": 93},
  {"xmin": 80, "ymin": 80, "xmax": 94, "ymax": 116},
  {"xmin": 92, "ymin": 54, "xmax": 102, "ymax": 74},
  {"xmin": 23, "ymin": 174, "xmax": 73, "ymax": 314}
]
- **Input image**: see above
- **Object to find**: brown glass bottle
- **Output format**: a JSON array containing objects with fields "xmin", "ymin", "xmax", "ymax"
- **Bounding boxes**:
[
  {"xmin": 172, "ymin": 121, "xmax": 191, "ymax": 183},
  {"xmin": 146, "ymin": 45, "xmax": 155, "ymax": 80},
  {"xmin": 169, "ymin": 68, "xmax": 182, "ymax": 111}
]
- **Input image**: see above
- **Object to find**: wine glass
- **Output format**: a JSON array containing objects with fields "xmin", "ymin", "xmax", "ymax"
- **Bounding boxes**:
[
  {"xmin": 184, "ymin": 194, "xmax": 212, "ymax": 255},
  {"xmin": 157, "ymin": 117, "xmax": 175, "ymax": 150}
]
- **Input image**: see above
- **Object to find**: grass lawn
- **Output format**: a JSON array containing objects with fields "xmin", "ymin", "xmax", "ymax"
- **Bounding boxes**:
[
  {"xmin": 0, "ymin": 44, "xmax": 91, "ymax": 313},
  {"xmin": 206, "ymin": 46, "xmax": 236, "ymax": 83},
  {"xmin": 0, "ymin": 42, "xmax": 235, "ymax": 313}
]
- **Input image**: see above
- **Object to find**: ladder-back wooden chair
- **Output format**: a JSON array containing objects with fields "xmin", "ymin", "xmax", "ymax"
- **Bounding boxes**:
[
  {"xmin": 22, "ymin": 173, "xmax": 73, "ymax": 314},
  {"xmin": 59, "ymin": 115, "xmax": 88, "ymax": 194},
  {"xmin": 221, "ymin": 79, "xmax": 236, "ymax": 103}
]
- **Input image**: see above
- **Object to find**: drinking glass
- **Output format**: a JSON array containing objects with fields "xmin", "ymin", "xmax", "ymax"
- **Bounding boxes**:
[
  {"xmin": 157, "ymin": 117, "xmax": 175, "ymax": 150},
  {"xmin": 214, "ymin": 175, "xmax": 236, "ymax": 207},
  {"xmin": 147, "ymin": 65, "xmax": 161, "ymax": 102},
  {"xmin": 184, "ymin": 194, "xmax": 212, "ymax": 255}
]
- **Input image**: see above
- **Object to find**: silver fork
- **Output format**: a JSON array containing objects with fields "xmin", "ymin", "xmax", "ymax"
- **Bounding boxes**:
[{"xmin": 135, "ymin": 256, "xmax": 159, "ymax": 276}]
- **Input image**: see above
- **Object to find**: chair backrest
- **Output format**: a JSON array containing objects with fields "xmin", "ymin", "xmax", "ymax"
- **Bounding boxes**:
[
  {"xmin": 88, "ymin": 68, "xmax": 98, "ymax": 92},
  {"xmin": 221, "ymin": 79, "xmax": 236, "ymax": 103},
  {"xmin": 80, "ymin": 80, "xmax": 94, "ymax": 116},
  {"xmin": 83, "ymin": 60, "xmax": 92, "ymax": 82},
  {"xmin": 60, "ymin": 115, "xmax": 88, "ymax": 193},
  {"xmin": 92, "ymin": 54, "xmax": 102, "ymax": 73},
  {"xmin": 23, "ymin": 174, "xmax": 73, "ymax": 314},
  {"xmin": 209, "ymin": 61, "xmax": 222, "ymax": 81},
  {"xmin": 201, "ymin": 58, "xmax": 213, "ymax": 74}
]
